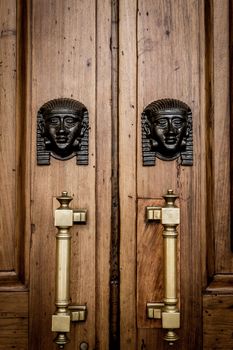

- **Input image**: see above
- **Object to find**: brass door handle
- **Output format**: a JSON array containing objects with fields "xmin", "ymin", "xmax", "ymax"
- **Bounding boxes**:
[
  {"xmin": 146, "ymin": 189, "xmax": 180, "ymax": 345},
  {"xmin": 52, "ymin": 191, "xmax": 87, "ymax": 349}
]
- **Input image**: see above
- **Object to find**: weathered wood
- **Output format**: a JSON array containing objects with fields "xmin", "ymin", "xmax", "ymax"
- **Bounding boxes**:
[
  {"xmin": 119, "ymin": 0, "xmax": 137, "ymax": 348},
  {"xmin": 204, "ymin": 0, "xmax": 215, "ymax": 281},
  {"xmin": 0, "ymin": 1, "xmax": 232, "ymax": 349},
  {"xmin": 203, "ymin": 295, "xmax": 233, "ymax": 349},
  {"xmin": 0, "ymin": 2, "xmax": 29, "ymax": 348},
  {"xmin": 15, "ymin": 0, "xmax": 31, "ymax": 287},
  {"xmin": 0, "ymin": 0, "xmax": 30, "ymax": 289},
  {"xmin": 135, "ymin": 0, "xmax": 204, "ymax": 348},
  {"xmin": 29, "ymin": 1, "xmax": 96, "ymax": 348},
  {"xmin": 212, "ymin": 0, "xmax": 231, "ymax": 273},
  {"xmin": 96, "ymin": 0, "xmax": 112, "ymax": 348},
  {"xmin": 0, "ymin": 292, "xmax": 28, "ymax": 349},
  {"xmin": 0, "ymin": 0, "xmax": 16, "ymax": 272},
  {"xmin": 0, "ymin": 292, "xmax": 28, "ymax": 316},
  {"xmin": 0, "ymin": 318, "xmax": 28, "ymax": 350},
  {"xmin": 137, "ymin": 199, "xmax": 164, "ymax": 329},
  {"xmin": 137, "ymin": 199, "xmax": 180, "ymax": 329},
  {"xmin": 109, "ymin": 1, "xmax": 120, "ymax": 348}
]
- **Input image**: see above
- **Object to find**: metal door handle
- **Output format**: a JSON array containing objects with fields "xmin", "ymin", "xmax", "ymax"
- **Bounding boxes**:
[
  {"xmin": 146, "ymin": 189, "xmax": 180, "ymax": 345},
  {"xmin": 52, "ymin": 191, "xmax": 87, "ymax": 349}
]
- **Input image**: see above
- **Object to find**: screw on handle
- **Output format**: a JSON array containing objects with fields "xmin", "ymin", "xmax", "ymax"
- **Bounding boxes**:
[{"xmin": 80, "ymin": 342, "xmax": 89, "ymax": 350}]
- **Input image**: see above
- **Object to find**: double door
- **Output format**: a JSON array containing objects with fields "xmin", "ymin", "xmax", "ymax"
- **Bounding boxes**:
[{"xmin": 0, "ymin": 1, "xmax": 232, "ymax": 349}]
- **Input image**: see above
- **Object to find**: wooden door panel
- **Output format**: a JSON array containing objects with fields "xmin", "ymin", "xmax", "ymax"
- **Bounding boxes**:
[
  {"xmin": 120, "ymin": 0, "xmax": 204, "ymax": 348},
  {"xmin": 203, "ymin": 1, "xmax": 233, "ymax": 348},
  {"xmin": 137, "ymin": 198, "xmax": 180, "ymax": 330},
  {"xmin": 0, "ymin": 0, "xmax": 16, "ymax": 272},
  {"xmin": 0, "ymin": 1, "xmax": 232, "ymax": 349},
  {"xmin": 206, "ymin": 0, "xmax": 232, "ymax": 273},
  {"xmin": 0, "ymin": 0, "xmax": 30, "ymax": 286},
  {"xmin": 137, "ymin": 199, "xmax": 164, "ymax": 330},
  {"xmin": 29, "ymin": 0, "xmax": 112, "ymax": 349},
  {"xmin": 119, "ymin": 0, "xmax": 137, "ymax": 347},
  {"xmin": 0, "ymin": 292, "xmax": 28, "ymax": 349},
  {"xmin": 29, "ymin": 0, "xmax": 97, "ymax": 347},
  {"xmin": 0, "ymin": 1, "xmax": 30, "ymax": 348}
]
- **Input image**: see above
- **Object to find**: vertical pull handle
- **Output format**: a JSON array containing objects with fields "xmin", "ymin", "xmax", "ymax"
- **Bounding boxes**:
[
  {"xmin": 161, "ymin": 190, "xmax": 180, "ymax": 344},
  {"xmin": 52, "ymin": 191, "xmax": 87, "ymax": 349},
  {"xmin": 52, "ymin": 191, "xmax": 73, "ymax": 348},
  {"xmin": 146, "ymin": 189, "xmax": 180, "ymax": 345}
]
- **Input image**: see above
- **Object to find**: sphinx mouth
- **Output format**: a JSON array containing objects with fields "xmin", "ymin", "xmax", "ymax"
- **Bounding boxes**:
[
  {"xmin": 165, "ymin": 136, "xmax": 177, "ymax": 144},
  {"xmin": 56, "ymin": 136, "xmax": 68, "ymax": 144}
]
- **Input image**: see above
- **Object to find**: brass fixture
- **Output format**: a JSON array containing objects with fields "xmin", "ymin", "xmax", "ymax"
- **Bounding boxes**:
[
  {"xmin": 68, "ymin": 305, "xmax": 87, "ymax": 322},
  {"xmin": 146, "ymin": 189, "xmax": 180, "ymax": 345},
  {"xmin": 147, "ymin": 302, "xmax": 164, "ymax": 319},
  {"xmin": 52, "ymin": 191, "xmax": 87, "ymax": 349}
]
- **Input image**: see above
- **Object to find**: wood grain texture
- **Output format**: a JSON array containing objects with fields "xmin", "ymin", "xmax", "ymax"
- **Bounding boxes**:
[
  {"xmin": 0, "ymin": 1, "xmax": 29, "ymax": 347},
  {"xmin": 119, "ymin": 0, "xmax": 137, "ymax": 348},
  {"xmin": 0, "ymin": 292, "xmax": 28, "ymax": 349},
  {"xmin": 0, "ymin": 0, "xmax": 30, "ymax": 290},
  {"xmin": 15, "ymin": 0, "xmax": 31, "ymax": 288},
  {"xmin": 95, "ymin": 0, "xmax": 112, "ymax": 348},
  {"xmin": 0, "ymin": 292, "xmax": 28, "ymax": 316},
  {"xmin": 0, "ymin": 0, "xmax": 16, "ymax": 271},
  {"xmin": 137, "ymin": 199, "xmax": 180, "ymax": 329},
  {"xmin": 203, "ymin": 295, "xmax": 233, "ymax": 350},
  {"xmin": 29, "ymin": 1, "xmax": 96, "ymax": 348},
  {"xmin": 206, "ymin": 274, "xmax": 233, "ymax": 294},
  {"xmin": 204, "ymin": 0, "xmax": 215, "ymax": 283},
  {"xmin": 137, "ymin": 199, "xmax": 164, "ymax": 329},
  {"xmin": 0, "ymin": 1, "xmax": 231, "ymax": 349},
  {"xmin": 136, "ymin": 0, "xmax": 204, "ymax": 348},
  {"xmin": 212, "ymin": 0, "xmax": 232, "ymax": 273},
  {"xmin": 0, "ymin": 318, "xmax": 28, "ymax": 350}
]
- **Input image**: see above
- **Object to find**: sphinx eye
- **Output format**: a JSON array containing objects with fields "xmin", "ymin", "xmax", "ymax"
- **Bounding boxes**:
[
  {"xmin": 64, "ymin": 117, "xmax": 78, "ymax": 127},
  {"xmin": 172, "ymin": 117, "xmax": 184, "ymax": 128},
  {"xmin": 48, "ymin": 117, "xmax": 60, "ymax": 126},
  {"xmin": 156, "ymin": 118, "xmax": 168, "ymax": 128}
]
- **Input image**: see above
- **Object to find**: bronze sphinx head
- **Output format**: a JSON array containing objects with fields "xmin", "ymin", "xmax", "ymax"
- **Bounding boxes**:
[
  {"xmin": 142, "ymin": 98, "xmax": 193, "ymax": 165},
  {"xmin": 37, "ymin": 98, "xmax": 89, "ymax": 165}
]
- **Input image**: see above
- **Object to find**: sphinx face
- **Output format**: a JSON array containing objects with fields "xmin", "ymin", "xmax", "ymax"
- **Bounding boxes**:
[
  {"xmin": 149, "ymin": 112, "xmax": 188, "ymax": 157},
  {"xmin": 43, "ymin": 112, "xmax": 83, "ymax": 157}
]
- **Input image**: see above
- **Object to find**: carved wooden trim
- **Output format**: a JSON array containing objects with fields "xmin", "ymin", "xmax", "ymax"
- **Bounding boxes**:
[{"xmin": 205, "ymin": 274, "xmax": 233, "ymax": 294}]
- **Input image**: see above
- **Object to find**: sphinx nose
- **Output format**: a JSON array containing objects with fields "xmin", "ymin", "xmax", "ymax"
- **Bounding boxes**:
[
  {"xmin": 166, "ymin": 120, "xmax": 176, "ymax": 134},
  {"xmin": 57, "ymin": 119, "xmax": 68, "ymax": 134}
]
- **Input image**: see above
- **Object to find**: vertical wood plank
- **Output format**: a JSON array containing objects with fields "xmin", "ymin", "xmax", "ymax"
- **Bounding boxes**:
[
  {"xmin": 15, "ymin": 0, "xmax": 31, "ymax": 287},
  {"xmin": 29, "ymin": 1, "xmax": 96, "ymax": 348},
  {"xmin": 137, "ymin": 199, "xmax": 164, "ymax": 329},
  {"xmin": 96, "ymin": 0, "xmax": 111, "ymax": 348},
  {"xmin": 136, "ymin": 1, "xmax": 205, "ymax": 348},
  {"xmin": 137, "ymin": 198, "xmax": 180, "ymax": 330},
  {"xmin": 0, "ymin": 0, "xmax": 16, "ymax": 271},
  {"xmin": 213, "ymin": 0, "xmax": 232, "ymax": 272},
  {"xmin": 119, "ymin": 0, "xmax": 137, "ymax": 348},
  {"xmin": 0, "ymin": 1, "xmax": 30, "ymax": 347}
]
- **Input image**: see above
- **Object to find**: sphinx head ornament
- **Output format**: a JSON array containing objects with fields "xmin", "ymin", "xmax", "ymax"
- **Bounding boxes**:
[
  {"xmin": 37, "ymin": 98, "xmax": 89, "ymax": 165},
  {"xmin": 142, "ymin": 98, "xmax": 193, "ymax": 166}
]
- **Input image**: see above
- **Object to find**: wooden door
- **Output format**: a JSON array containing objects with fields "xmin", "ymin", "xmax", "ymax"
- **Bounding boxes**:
[{"xmin": 0, "ymin": 1, "xmax": 232, "ymax": 349}]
